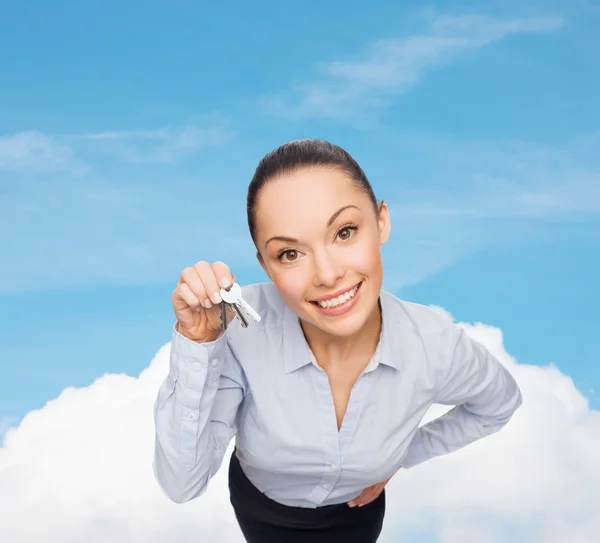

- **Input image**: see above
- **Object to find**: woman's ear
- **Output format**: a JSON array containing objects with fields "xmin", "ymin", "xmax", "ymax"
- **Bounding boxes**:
[{"xmin": 377, "ymin": 200, "xmax": 391, "ymax": 246}]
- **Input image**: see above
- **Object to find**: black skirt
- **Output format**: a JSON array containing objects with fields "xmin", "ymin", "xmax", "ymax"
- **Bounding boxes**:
[{"xmin": 228, "ymin": 450, "xmax": 386, "ymax": 543}]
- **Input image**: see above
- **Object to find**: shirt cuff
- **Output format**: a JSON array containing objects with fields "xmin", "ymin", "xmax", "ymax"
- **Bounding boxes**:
[{"xmin": 169, "ymin": 322, "xmax": 229, "ymax": 384}]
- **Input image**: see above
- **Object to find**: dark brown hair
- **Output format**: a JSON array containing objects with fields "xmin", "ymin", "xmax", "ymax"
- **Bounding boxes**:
[{"xmin": 247, "ymin": 139, "xmax": 379, "ymax": 254}]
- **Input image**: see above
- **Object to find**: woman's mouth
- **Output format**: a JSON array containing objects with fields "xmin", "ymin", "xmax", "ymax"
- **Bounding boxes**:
[{"xmin": 309, "ymin": 282, "xmax": 363, "ymax": 316}]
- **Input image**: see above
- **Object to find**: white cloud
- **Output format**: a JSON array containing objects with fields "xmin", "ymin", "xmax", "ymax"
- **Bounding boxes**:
[
  {"xmin": 0, "ymin": 118, "xmax": 232, "ymax": 174},
  {"xmin": 0, "ymin": 131, "xmax": 80, "ymax": 173},
  {"xmin": 0, "ymin": 416, "xmax": 18, "ymax": 441},
  {"xmin": 80, "ymin": 117, "xmax": 233, "ymax": 163},
  {"xmin": 265, "ymin": 14, "xmax": 564, "ymax": 122},
  {"xmin": 82, "ymin": 130, "xmax": 169, "ymax": 141},
  {"xmin": 1, "ymin": 315, "xmax": 598, "ymax": 542}
]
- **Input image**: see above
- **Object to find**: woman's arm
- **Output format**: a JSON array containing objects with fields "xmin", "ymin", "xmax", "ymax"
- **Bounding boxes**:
[
  {"xmin": 401, "ymin": 325, "xmax": 522, "ymax": 469},
  {"xmin": 152, "ymin": 323, "xmax": 247, "ymax": 503}
]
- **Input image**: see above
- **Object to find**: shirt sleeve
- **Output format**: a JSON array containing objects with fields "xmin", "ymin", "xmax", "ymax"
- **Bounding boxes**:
[
  {"xmin": 401, "ymin": 324, "xmax": 523, "ymax": 469},
  {"xmin": 152, "ymin": 323, "xmax": 247, "ymax": 503}
]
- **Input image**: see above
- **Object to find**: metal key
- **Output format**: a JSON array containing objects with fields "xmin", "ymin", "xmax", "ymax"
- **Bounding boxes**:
[
  {"xmin": 230, "ymin": 302, "xmax": 248, "ymax": 328},
  {"xmin": 220, "ymin": 300, "xmax": 228, "ymax": 332},
  {"xmin": 220, "ymin": 300, "xmax": 247, "ymax": 331},
  {"xmin": 220, "ymin": 282, "xmax": 261, "ymax": 324}
]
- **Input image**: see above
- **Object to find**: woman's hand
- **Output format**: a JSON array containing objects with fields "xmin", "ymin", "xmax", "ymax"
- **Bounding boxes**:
[
  {"xmin": 172, "ymin": 260, "xmax": 237, "ymax": 343},
  {"xmin": 347, "ymin": 470, "xmax": 399, "ymax": 508}
]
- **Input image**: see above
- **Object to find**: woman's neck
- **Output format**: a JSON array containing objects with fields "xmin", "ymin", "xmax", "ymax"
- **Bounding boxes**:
[{"xmin": 300, "ymin": 298, "xmax": 382, "ymax": 372}]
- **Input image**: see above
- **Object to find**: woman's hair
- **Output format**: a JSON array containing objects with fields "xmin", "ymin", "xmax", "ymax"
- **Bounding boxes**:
[{"xmin": 247, "ymin": 139, "xmax": 379, "ymax": 252}]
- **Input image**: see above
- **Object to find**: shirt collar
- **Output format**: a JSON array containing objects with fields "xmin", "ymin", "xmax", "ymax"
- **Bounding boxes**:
[
  {"xmin": 282, "ymin": 304, "xmax": 314, "ymax": 374},
  {"xmin": 282, "ymin": 291, "xmax": 404, "ymax": 375},
  {"xmin": 377, "ymin": 291, "xmax": 404, "ymax": 372}
]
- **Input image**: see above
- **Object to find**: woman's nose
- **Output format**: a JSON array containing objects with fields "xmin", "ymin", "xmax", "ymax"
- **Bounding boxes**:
[{"xmin": 311, "ymin": 249, "xmax": 343, "ymax": 287}]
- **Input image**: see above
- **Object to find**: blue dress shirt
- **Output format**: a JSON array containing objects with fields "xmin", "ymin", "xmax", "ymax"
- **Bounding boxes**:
[{"xmin": 153, "ymin": 282, "xmax": 522, "ymax": 508}]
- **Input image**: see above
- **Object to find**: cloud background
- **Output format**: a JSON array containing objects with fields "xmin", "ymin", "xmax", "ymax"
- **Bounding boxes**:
[{"xmin": 1, "ymin": 1, "xmax": 599, "ymax": 541}]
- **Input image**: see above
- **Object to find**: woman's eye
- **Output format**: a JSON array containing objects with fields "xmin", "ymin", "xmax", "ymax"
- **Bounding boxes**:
[
  {"xmin": 279, "ymin": 249, "xmax": 299, "ymax": 262},
  {"xmin": 337, "ymin": 226, "xmax": 357, "ymax": 241}
]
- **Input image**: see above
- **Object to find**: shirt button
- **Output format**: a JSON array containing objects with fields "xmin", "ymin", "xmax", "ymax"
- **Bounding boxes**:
[
  {"xmin": 189, "ymin": 361, "xmax": 203, "ymax": 372},
  {"xmin": 188, "ymin": 412, "xmax": 196, "ymax": 420},
  {"xmin": 210, "ymin": 358, "xmax": 219, "ymax": 368},
  {"xmin": 329, "ymin": 464, "xmax": 336, "ymax": 471}
]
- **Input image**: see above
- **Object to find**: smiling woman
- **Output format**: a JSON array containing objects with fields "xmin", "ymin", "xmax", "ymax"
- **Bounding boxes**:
[{"xmin": 152, "ymin": 139, "xmax": 523, "ymax": 542}]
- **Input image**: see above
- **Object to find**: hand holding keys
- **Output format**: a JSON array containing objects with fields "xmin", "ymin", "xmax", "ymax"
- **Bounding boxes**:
[
  {"xmin": 219, "ymin": 282, "xmax": 261, "ymax": 332},
  {"xmin": 173, "ymin": 261, "xmax": 260, "ymax": 343}
]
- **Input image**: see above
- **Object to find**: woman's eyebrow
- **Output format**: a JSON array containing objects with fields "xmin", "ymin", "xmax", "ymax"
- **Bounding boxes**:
[
  {"xmin": 266, "ymin": 235, "xmax": 298, "ymax": 246},
  {"xmin": 265, "ymin": 205, "xmax": 360, "ymax": 247},
  {"xmin": 326, "ymin": 205, "xmax": 359, "ymax": 227}
]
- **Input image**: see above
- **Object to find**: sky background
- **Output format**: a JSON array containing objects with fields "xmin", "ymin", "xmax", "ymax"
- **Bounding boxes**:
[{"xmin": 1, "ymin": 1, "xmax": 599, "ymax": 542}]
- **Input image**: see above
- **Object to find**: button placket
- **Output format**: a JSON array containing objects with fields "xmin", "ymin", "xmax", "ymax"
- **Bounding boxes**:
[
  {"xmin": 305, "ymin": 368, "xmax": 342, "ymax": 506},
  {"xmin": 338, "ymin": 373, "xmax": 371, "ymax": 466}
]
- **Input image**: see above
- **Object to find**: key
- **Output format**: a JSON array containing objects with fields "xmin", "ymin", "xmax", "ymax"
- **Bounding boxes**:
[
  {"xmin": 230, "ymin": 302, "xmax": 248, "ymax": 328},
  {"xmin": 220, "ymin": 301, "xmax": 228, "ymax": 333},
  {"xmin": 220, "ymin": 301, "xmax": 244, "ymax": 331},
  {"xmin": 220, "ymin": 283, "xmax": 262, "ymax": 323}
]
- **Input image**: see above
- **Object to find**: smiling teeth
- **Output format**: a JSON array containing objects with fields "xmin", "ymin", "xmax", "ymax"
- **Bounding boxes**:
[{"xmin": 317, "ymin": 285, "xmax": 359, "ymax": 308}]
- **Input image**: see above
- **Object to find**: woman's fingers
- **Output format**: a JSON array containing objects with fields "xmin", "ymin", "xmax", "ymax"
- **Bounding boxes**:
[
  {"xmin": 177, "ymin": 282, "xmax": 202, "ymax": 312},
  {"xmin": 210, "ymin": 261, "xmax": 235, "ymax": 290},
  {"xmin": 192, "ymin": 260, "xmax": 220, "ymax": 306},
  {"xmin": 349, "ymin": 471, "xmax": 397, "ymax": 506},
  {"xmin": 181, "ymin": 265, "xmax": 211, "ymax": 308},
  {"xmin": 347, "ymin": 483, "xmax": 384, "ymax": 507}
]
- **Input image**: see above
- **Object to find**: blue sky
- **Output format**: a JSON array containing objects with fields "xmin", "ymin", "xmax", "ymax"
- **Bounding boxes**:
[{"xmin": 1, "ymin": 0, "xmax": 599, "ymax": 524}]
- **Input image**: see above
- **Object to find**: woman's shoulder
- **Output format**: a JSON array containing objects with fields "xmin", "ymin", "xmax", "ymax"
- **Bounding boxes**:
[{"xmin": 380, "ymin": 290, "xmax": 456, "ymax": 339}]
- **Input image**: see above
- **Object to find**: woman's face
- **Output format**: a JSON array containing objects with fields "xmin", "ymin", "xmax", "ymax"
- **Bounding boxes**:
[{"xmin": 255, "ymin": 167, "xmax": 391, "ymax": 338}]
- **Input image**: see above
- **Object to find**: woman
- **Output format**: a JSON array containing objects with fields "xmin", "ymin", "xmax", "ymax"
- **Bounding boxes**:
[{"xmin": 153, "ymin": 139, "xmax": 523, "ymax": 542}]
